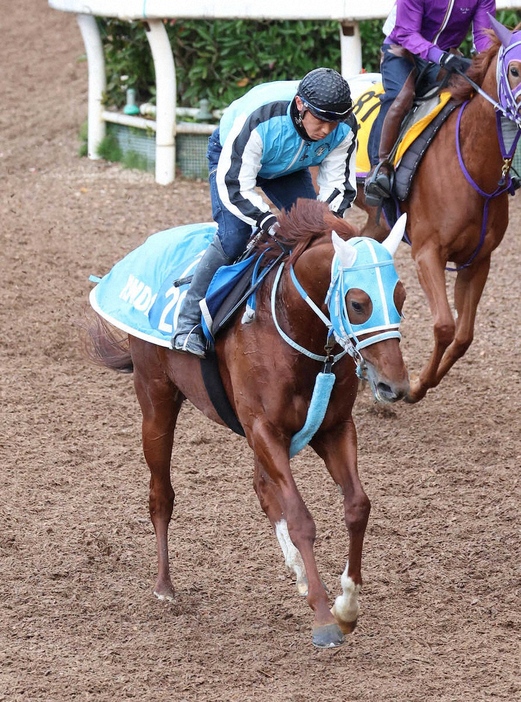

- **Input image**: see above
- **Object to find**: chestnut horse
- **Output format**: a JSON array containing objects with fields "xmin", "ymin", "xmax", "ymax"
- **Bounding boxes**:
[
  {"xmin": 357, "ymin": 20, "xmax": 521, "ymax": 403},
  {"xmin": 86, "ymin": 199, "xmax": 409, "ymax": 649}
]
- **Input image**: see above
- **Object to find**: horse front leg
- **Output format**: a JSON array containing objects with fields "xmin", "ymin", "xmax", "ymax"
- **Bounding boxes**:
[
  {"xmin": 435, "ymin": 256, "xmax": 491, "ymax": 383},
  {"xmin": 407, "ymin": 247, "xmax": 456, "ymax": 402},
  {"xmin": 311, "ymin": 420, "xmax": 370, "ymax": 636},
  {"xmin": 251, "ymin": 422, "xmax": 344, "ymax": 648},
  {"xmin": 253, "ymin": 459, "xmax": 308, "ymax": 596},
  {"xmin": 133, "ymin": 366, "xmax": 184, "ymax": 602}
]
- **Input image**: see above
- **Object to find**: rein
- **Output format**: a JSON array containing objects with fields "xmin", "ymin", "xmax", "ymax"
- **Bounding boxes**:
[
  {"xmin": 267, "ymin": 231, "xmax": 403, "ymax": 456},
  {"xmin": 270, "ymin": 260, "xmax": 356, "ymax": 460},
  {"xmin": 270, "ymin": 256, "xmax": 399, "ymax": 377},
  {"xmin": 270, "ymin": 261, "xmax": 346, "ymax": 459}
]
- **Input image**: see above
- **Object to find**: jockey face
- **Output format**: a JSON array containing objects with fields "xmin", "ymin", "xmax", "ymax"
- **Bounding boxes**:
[{"xmin": 295, "ymin": 96, "xmax": 339, "ymax": 141}]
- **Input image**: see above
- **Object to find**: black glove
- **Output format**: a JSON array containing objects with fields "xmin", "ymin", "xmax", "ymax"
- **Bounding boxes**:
[
  {"xmin": 257, "ymin": 212, "xmax": 279, "ymax": 237},
  {"xmin": 440, "ymin": 52, "xmax": 472, "ymax": 74}
]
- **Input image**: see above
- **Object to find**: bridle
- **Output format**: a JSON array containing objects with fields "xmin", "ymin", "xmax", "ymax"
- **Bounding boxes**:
[
  {"xmin": 445, "ymin": 31, "xmax": 521, "ymax": 271},
  {"xmin": 270, "ymin": 237, "xmax": 403, "ymax": 379}
]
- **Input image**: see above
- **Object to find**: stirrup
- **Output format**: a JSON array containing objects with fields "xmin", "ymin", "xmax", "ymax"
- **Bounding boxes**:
[
  {"xmin": 172, "ymin": 326, "xmax": 206, "ymax": 358},
  {"xmin": 364, "ymin": 163, "xmax": 394, "ymax": 207}
]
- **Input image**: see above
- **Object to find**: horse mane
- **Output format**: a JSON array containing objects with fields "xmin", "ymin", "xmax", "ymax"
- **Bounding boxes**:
[
  {"xmin": 254, "ymin": 198, "xmax": 360, "ymax": 265},
  {"xmin": 449, "ymin": 31, "xmax": 500, "ymax": 102}
]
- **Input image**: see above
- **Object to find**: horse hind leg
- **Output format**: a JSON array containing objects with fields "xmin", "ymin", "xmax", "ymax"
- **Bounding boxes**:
[{"xmin": 133, "ymin": 360, "xmax": 184, "ymax": 602}]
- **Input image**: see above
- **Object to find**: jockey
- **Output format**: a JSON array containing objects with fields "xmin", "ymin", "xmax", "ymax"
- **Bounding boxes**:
[
  {"xmin": 364, "ymin": 0, "xmax": 496, "ymax": 207},
  {"xmin": 172, "ymin": 67, "xmax": 357, "ymax": 357}
]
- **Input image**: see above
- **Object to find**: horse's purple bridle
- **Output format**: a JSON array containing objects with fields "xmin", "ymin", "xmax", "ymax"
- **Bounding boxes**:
[
  {"xmin": 446, "ymin": 17, "xmax": 521, "ymax": 270},
  {"xmin": 492, "ymin": 16, "xmax": 521, "ymax": 127}
]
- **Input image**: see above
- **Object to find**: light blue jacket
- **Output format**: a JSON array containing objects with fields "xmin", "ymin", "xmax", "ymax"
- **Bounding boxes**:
[{"xmin": 216, "ymin": 80, "xmax": 357, "ymax": 227}]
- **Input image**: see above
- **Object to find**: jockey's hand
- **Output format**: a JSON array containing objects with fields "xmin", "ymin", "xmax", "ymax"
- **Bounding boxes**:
[
  {"xmin": 258, "ymin": 213, "xmax": 280, "ymax": 237},
  {"xmin": 440, "ymin": 53, "xmax": 472, "ymax": 74}
]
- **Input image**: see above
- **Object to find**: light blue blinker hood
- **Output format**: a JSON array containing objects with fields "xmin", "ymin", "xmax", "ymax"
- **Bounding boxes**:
[{"xmin": 326, "ymin": 235, "xmax": 402, "ymax": 352}]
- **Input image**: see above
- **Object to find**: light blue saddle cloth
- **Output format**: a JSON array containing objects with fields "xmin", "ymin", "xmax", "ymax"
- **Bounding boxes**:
[
  {"xmin": 90, "ymin": 221, "xmax": 336, "ymax": 457},
  {"xmin": 89, "ymin": 222, "xmax": 217, "ymax": 347}
]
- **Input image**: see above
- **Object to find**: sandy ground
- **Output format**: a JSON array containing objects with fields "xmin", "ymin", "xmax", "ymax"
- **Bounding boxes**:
[{"xmin": 1, "ymin": 2, "xmax": 520, "ymax": 701}]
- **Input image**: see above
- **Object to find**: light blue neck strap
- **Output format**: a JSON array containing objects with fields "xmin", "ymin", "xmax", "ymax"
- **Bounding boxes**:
[{"xmin": 289, "ymin": 371, "xmax": 336, "ymax": 458}]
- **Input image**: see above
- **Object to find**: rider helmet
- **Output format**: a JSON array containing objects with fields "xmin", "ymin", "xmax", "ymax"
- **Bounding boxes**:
[{"xmin": 297, "ymin": 68, "xmax": 353, "ymax": 122}]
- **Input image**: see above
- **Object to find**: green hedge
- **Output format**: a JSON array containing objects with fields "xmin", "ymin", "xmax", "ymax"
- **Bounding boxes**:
[
  {"xmin": 99, "ymin": 12, "xmax": 521, "ymax": 112},
  {"xmin": 99, "ymin": 18, "xmax": 384, "ymax": 110}
]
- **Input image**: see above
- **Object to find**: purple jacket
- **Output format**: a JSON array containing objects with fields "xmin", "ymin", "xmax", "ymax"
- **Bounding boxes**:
[{"xmin": 385, "ymin": 0, "xmax": 496, "ymax": 63}]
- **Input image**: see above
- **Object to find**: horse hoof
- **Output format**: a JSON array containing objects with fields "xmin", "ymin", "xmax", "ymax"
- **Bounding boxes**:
[
  {"xmin": 337, "ymin": 618, "xmax": 358, "ymax": 635},
  {"xmin": 312, "ymin": 623, "xmax": 345, "ymax": 649}
]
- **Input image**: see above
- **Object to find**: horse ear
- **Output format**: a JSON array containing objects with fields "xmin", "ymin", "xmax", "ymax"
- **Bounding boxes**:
[
  {"xmin": 382, "ymin": 213, "xmax": 407, "ymax": 256},
  {"xmin": 332, "ymin": 230, "xmax": 358, "ymax": 268},
  {"xmin": 489, "ymin": 13, "xmax": 513, "ymax": 48}
]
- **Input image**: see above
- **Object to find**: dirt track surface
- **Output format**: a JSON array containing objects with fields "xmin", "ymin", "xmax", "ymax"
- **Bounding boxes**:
[{"xmin": 1, "ymin": 3, "xmax": 520, "ymax": 700}]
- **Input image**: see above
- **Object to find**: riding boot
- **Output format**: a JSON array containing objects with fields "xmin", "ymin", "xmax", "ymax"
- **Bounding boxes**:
[
  {"xmin": 365, "ymin": 71, "xmax": 416, "ymax": 207},
  {"xmin": 171, "ymin": 234, "xmax": 232, "ymax": 358}
]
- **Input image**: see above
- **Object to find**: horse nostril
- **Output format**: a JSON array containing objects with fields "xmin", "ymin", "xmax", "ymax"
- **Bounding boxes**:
[{"xmin": 376, "ymin": 382, "xmax": 407, "ymax": 403}]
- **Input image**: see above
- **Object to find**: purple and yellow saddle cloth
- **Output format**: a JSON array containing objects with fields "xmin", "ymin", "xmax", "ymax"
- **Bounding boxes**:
[{"xmin": 89, "ymin": 223, "xmax": 217, "ymax": 347}]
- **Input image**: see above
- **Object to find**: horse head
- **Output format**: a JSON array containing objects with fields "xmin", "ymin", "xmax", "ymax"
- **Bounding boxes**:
[
  {"xmin": 489, "ymin": 14, "xmax": 521, "ymax": 125},
  {"xmin": 327, "ymin": 214, "xmax": 408, "ymax": 402}
]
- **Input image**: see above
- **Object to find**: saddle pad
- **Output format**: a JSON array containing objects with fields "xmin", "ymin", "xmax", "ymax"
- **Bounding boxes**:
[
  {"xmin": 394, "ymin": 90, "xmax": 452, "ymax": 164},
  {"xmin": 89, "ymin": 222, "xmax": 217, "ymax": 347},
  {"xmin": 352, "ymin": 78, "xmax": 385, "ymax": 176},
  {"xmin": 394, "ymin": 99, "xmax": 458, "ymax": 201},
  {"xmin": 200, "ymin": 255, "xmax": 257, "ymax": 342}
]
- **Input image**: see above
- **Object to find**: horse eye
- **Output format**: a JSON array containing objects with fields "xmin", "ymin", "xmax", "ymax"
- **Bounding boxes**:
[
  {"xmin": 510, "ymin": 67, "xmax": 519, "ymax": 78},
  {"xmin": 346, "ymin": 288, "xmax": 372, "ymax": 322}
]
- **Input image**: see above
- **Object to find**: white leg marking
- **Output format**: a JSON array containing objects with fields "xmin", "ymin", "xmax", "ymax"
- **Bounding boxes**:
[
  {"xmin": 331, "ymin": 562, "xmax": 360, "ymax": 624},
  {"xmin": 154, "ymin": 590, "xmax": 175, "ymax": 603},
  {"xmin": 275, "ymin": 519, "xmax": 308, "ymax": 596}
]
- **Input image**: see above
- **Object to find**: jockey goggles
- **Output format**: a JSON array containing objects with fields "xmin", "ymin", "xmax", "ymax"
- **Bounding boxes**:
[{"xmin": 300, "ymin": 98, "xmax": 353, "ymax": 123}]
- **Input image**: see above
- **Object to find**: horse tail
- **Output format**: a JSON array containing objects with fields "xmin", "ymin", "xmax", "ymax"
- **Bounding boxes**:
[{"xmin": 82, "ymin": 312, "xmax": 134, "ymax": 374}]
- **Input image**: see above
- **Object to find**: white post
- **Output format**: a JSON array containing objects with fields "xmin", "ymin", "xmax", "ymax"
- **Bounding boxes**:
[
  {"xmin": 76, "ymin": 13, "xmax": 106, "ymax": 160},
  {"xmin": 340, "ymin": 21, "xmax": 363, "ymax": 78},
  {"xmin": 145, "ymin": 19, "xmax": 176, "ymax": 185}
]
